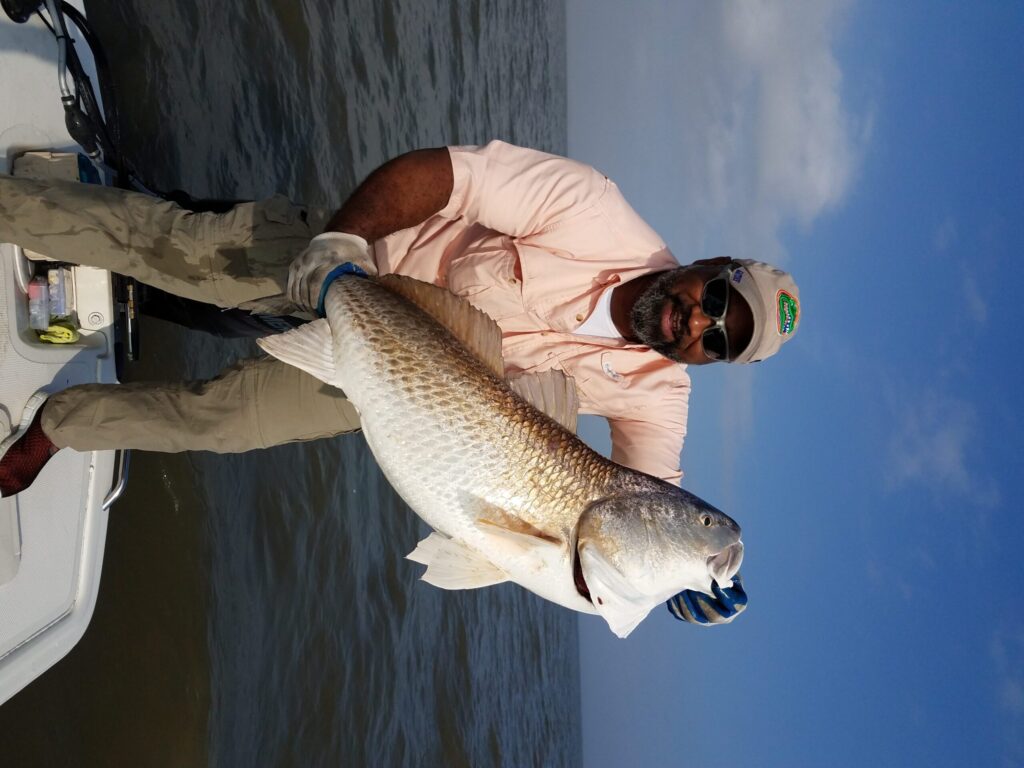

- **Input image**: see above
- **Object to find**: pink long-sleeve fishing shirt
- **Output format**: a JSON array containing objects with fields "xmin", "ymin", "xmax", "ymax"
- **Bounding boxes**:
[{"xmin": 370, "ymin": 141, "xmax": 690, "ymax": 484}]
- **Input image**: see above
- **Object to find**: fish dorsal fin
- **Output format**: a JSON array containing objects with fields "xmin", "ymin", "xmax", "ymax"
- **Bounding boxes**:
[
  {"xmin": 256, "ymin": 318, "xmax": 336, "ymax": 384},
  {"xmin": 507, "ymin": 370, "xmax": 579, "ymax": 433},
  {"xmin": 406, "ymin": 532, "xmax": 509, "ymax": 590},
  {"xmin": 379, "ymin": 274, "xmax": 504, "ymax": 378}
]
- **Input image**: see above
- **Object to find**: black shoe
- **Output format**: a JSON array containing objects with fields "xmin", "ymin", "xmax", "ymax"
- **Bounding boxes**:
[{"xmin": 0, "ymin": 392, "xmax": 57, "ymax": 498}]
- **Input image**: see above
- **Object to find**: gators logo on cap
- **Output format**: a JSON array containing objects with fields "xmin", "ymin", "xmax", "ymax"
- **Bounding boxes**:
[{"xmin": 776, "ymin": 290, "xmax": 799, "ymax": 335}]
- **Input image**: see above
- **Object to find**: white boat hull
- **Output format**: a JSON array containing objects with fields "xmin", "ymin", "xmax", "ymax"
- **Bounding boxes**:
[{"xmin": 0, "ymin": 3, "xmax": 122, "ymax": 706}]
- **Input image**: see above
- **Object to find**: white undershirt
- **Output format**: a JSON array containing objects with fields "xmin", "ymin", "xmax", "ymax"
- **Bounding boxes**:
[{"xmin": 574, "ymin": 285, "xmax": 623, "ymax": 339}]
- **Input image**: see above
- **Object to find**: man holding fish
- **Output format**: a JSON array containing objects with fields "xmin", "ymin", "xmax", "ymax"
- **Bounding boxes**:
[{"xmin": 0, "ymin": 141, "xmax": 799, "ymax": 631}]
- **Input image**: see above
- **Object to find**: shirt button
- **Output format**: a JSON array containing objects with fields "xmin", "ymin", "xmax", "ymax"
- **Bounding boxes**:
[
  {"xmin": 575, "ymin": 313, "xmax": 585, "ymax": 322},
  {"xmin": 508, "ymin": 277, "xmax": 517, "ymax": 284}
]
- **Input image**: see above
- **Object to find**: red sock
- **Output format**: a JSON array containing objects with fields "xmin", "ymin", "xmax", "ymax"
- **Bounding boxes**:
[{"xmin": 0, "ymin": 408, "xmax": 59, "ymax": 497}]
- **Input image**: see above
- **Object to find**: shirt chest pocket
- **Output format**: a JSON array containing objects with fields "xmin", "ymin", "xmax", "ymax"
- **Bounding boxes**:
[
  {"xmin": 568, "ymin": 350, "xmax": 648, "ymax": 418},
  {"xmin": 580, "ymin": 349, "xmax": 685, "ymax": 417},
  {"xmin": 597, "ymin": 350, "xmax": 647, "ymax": 388},
  {"xmin": 444, "ymin": 248, "xmax": 525, "ymax": 321},
  {"xmin": 598, "ymin": 351, "xmax": 627, "ymax": 383}
]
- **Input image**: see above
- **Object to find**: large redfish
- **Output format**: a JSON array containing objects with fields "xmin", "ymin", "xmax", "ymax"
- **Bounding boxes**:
[{"xmin": 258, "ymin": 275, "xmax": 743, "ymax": 637}]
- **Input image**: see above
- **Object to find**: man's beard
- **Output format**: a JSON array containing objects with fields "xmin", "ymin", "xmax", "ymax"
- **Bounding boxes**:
[{"xmin": 629, "ymin": 267, "xmax": 689, "ymax": 363}]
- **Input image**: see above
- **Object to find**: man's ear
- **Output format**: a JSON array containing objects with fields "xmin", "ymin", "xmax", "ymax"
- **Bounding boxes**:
[{"xmin": 691, "ymin": 256, "xmax": 732, "ymax": 267}]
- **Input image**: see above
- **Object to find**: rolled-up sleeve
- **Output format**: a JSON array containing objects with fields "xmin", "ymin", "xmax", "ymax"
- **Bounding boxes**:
[{"xmin": 439, "ymin": 141, "xmax": 610, "ymax": 237}]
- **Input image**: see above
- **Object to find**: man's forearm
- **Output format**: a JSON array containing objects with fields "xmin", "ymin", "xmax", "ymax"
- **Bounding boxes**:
[{"xmin": 324, "ymin": 147, "xmax": 454, "ymax": 242}]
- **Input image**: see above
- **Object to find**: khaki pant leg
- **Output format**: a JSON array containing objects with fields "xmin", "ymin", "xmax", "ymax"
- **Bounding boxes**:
[
  {"xmin": 41, "ymin": 356, "xmax": 360, "ymax": 453},
  {"xmin": 0, "ymin": 174, "xmax": 332, "ymax": 308}
]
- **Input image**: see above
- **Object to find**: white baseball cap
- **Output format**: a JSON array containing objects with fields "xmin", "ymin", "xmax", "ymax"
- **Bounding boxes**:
[{"xmin": 728, "ymin": 260, "xmax": 801, "ymax": 364}]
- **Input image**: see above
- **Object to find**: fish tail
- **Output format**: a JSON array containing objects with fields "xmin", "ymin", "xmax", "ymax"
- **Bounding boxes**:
[{"xmin": 256, "ymin": 318, "xmax": 336, "ymax": 383}]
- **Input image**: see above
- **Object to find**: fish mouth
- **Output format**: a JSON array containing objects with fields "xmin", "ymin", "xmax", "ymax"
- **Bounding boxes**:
[
  {"xmin": 573, "ymin": 545, "xmax": 593, "ymax": 604},
  {"xmin": 706, "ymin": 541, "xmax": 744, "ymax": 586}
]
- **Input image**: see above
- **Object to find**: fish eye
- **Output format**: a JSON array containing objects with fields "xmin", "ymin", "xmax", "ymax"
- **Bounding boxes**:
[{"xmin": 701, "ymin": 515, "xmax": 712, "ymax": 527}]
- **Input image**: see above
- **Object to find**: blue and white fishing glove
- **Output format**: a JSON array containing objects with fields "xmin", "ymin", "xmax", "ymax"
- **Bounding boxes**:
[
  {"xmin": 666, "ymin": 574, "xmax": 747, "ymax": 626},
  {"xmin": 287, "ymin": 231, "xmax": 373, "ymax": 313}
]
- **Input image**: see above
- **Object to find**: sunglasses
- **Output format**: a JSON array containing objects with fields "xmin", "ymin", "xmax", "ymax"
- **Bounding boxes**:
[{"xmin": 699, "ymin": 265, "xmax": 738, "ymax": 361}]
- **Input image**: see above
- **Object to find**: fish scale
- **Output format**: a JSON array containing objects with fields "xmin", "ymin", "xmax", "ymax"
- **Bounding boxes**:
[{"xmin": 327, "ymin": 277, "xmax": 612, "ymax": 545}]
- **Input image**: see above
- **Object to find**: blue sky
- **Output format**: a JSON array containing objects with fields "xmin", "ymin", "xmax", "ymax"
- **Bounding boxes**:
[{"xmin": 567, "ymin": 2, "xmax": 1024, "ymax": 766}]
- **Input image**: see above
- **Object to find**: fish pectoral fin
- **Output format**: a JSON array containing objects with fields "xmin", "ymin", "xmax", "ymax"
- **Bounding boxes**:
[
  {"xmin": 578, "ymin": 546, "xmax": 655, "ymax": 639},
  {"xmin": 406, "ymin": 533, "xmax": 509, "ymax": 590},
  {"xmin": 507, "ymin": 370, "xmax": 579, "ymax": 433},
  {"xmin": 476, "ymin": 518, "xmax": 563, "ymax": 558},
  {"xmin": 378, "ymin": 274, "xmax": 505, "ymax": 378},
  {"xmin": 256, "ymin": 319, "xmax": 336, "ymax": 383}
]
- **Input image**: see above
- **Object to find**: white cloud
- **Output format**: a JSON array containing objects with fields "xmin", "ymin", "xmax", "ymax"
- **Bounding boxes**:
[
  {"xmin": 1004, "ymin": 678, "xmax": 1024, "ymax": 714},
  {"xmin": 963, "ymin": 273, "xmax": 988, "ymax": 326},
  {"xmin": 567, "ymin": 0, "xmax": 866, "ymax": 265},
  {"xmin": 568, "ymin": 0, "xmax": 866, "ymax": 505},
  {"xmin": 885, "ymin": 389, "xmax": 1000, "ymax": 507},
  {"xmin": 669, "ymin": 0, "xmax": 863, "ymax": 263},
  {"xmin": 865, "ymin": 559, "xmax": 915, "ymax": 601},
  {"xmin": 865, "ymin": 543, "xmax": 938, "ymax": 602},
  {"xmin": 727, "ymin": 1, "xmax": 855, "ymax": 218},
  {"xmin": 932, "ymin": 219, "xmax": 988, "ymax": 326},
  {"xmin": 934, "ymin": 216, "xmax": 957, "ymax": 252},
  {"xmin": 990, "ymin": 628, "xmax": 1024, "ymax": 764},
  {"xmin": 718, "ymin": 366, "xmax": 755, "ymax": 508}
]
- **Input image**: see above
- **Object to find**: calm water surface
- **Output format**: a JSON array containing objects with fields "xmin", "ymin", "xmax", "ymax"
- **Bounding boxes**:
[{"xmin": 0, "ymin": 1, "xmax": 577, "ymax": 765}]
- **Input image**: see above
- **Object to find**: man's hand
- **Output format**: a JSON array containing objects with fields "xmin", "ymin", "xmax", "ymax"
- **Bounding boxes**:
[
  {"xmin": 287, "ymin": 232, "xmax": 372, "ymax": 314},
  {"xmin": 666, "ymin": 574, "xmax": 747, "ymax": 626},
  {"xmin": 286, "ymin": 147, "xmax": 452, "ymax": 314}
]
